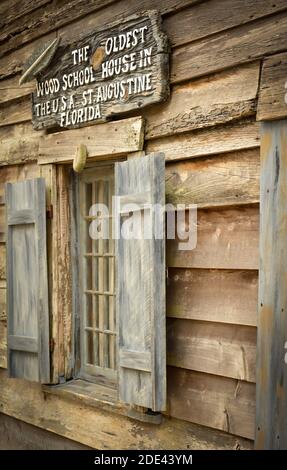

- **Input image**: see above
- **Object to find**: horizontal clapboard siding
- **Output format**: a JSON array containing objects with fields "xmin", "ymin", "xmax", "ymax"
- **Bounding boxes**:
[
  {"xmin": 0, "ymin": 0, "xmax": 277, "ymax": 443},
  {"xmin": 168, "ymin": 367, "xmax": 256, "ymax": 440},
  {"xmin": 167, "ymin": 268, "xmax": 258, "ymax": 326},
  {"xmin": 167, "ymin": 319, "xmax": 256, "ymax": 382},
  {"xmin": 167, "ymin": 206, "xmax": 259, "ymax": 270}
]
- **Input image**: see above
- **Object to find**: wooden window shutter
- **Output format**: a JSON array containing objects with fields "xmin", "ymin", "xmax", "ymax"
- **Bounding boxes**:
[
  {"xmin": 115, "ymin": 153, "xmax": 166, "ymax": 411},
  {"xmin": 5, "ymin": 178, "xmax": 50, "ymax": 383}
]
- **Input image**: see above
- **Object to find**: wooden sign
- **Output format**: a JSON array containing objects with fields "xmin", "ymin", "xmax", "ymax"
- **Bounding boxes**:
[{"xmin": 30, "ymin": 11, "xmax": 169, "ymax": 130}]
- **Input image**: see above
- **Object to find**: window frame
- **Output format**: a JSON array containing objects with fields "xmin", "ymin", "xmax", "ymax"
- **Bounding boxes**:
[{"xmin": 72, "ymin": 163, "xmax": 117, "ymax": 387}]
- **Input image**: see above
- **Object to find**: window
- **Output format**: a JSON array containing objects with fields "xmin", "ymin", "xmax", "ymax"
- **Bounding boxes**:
[
  {"xmin": 5, "ymin": 153, "xmax": 167, "ymax": 412},
  {"xmin": 78, "ymin": 166, "xmax": 116, "ymax": 384}
]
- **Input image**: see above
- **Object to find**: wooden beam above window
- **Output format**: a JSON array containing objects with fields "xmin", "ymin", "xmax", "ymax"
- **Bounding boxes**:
[{"xmin": 38, "ymin": 116, "xmax": 144, "ymax": 165}]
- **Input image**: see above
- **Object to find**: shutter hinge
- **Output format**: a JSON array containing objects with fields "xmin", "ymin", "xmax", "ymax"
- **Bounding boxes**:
[
  {"xmin": 49, "ymin": 338, "xmax": 55, "ymax": 353},
  {"xmin": 46, "ymin": 204, "xmax": 53, "ymax": 219}
]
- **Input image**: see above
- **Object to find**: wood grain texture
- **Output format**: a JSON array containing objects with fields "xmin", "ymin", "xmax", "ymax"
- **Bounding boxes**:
[
  {"xmin": 0, "ymin": 31, "xmax": 57, "ymax": 81},
  {"xmin": 43, "ymin": 165, "xmax": 73, "ymax": 383},
  {"xmin": 5, "ymin": 178, "xmax": 50, "ymax": 383},
  {"xmin": 0, "ymin": 119, "xmax": 260, "ymax": 167},
  {"xmin": 0, "ymin": 0, "xmax": 198, "ymax": 59},
  {"xmin": 0, "ymin": 61, "xmax": 260, "ymax": 135},
  {"xmin": 32, "ymin": 11, "xmax": 169, "ymax": 131},
  {"xmin": 0, "ymin": 0, "xmax": 51, "ymax": 29},
  {"xmin": 0, "ymin": 0, "xmax": 195, "ymax": 82},
  {"xmin": 0, "ymin": 245, "xmax": 5, "ymax": 280},
  {"xmin": 0, "ymin": 163, "xmax": 40, "ymax": 196},
  {"xmin": 167, "ymin": 319, "xmax": 257, "ymax": 382},
  {"xmin": 0, "ymin": 98, "xmax": 31, "ymax": 128},
  {"xmin": 167, "ymin": 268, "xmax": 258, "ymax": 326},
  {"xmin": 115, "ymin": 153, "xmax": 166, "ymax": 411},
  {"xmin": 164, "ymin": 0, "xmax": 287, "ymax": 48},
  {"xmin": 0, "ymin": 413, "xmax": 91, "ymax": 449},
  {"xmin": 168, "ymin": 367, "xmax": 255, "ymax": 440},
  {"xmin": 148, "ymin": 119, "xmax": 260, "ymax": 158},
  {"xmin": 0, "ymin": 163, "xmax": 39, "ymax": 370},
  {"xmin": 38, "ymin": 117, "xmax": 144, "ymax": 164},
  {"xmin": 145, "ymin": 63, "xmax": 260, "ymax": 139},
  {"xmin": 167, "ymin": 206, "xmax": 259, "ymax": 270},
  {"xmin": 256, "ymin": 121, "xmax": 287, "ymax": 449},
  {"xmin": 0, "ymin": 369, "xmax": 253, "ymax": 449},
  {"xmin": 0, "ymin": 1, "xmax": 115, "ymax": 58},
  {"xmin": 165, "ymin": 148, "xmax": 260, "ymax": 208},
  {"xmin": 171, "ymin": 10, "xmax": 287, "ymax": 83},
  {"xmin": 0, "ymin": 76, "xmax": 35, "ymax": 105},
  {"xmin": 0, "ymin": 123, "xmax": 44, "ymax": 166},
  {"xmin": 0, "ymin": 286, "xmax": 7, "ymax": 368},
  {"xmin": 257, "ymin": 52, "xmax": 287, "ymax": 121}
]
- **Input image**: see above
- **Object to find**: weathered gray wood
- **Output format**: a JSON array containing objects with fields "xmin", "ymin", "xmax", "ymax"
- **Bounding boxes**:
[
  {"xmin": 115, "ymin": 153, "xmax": 166, "ymax": 411},
  {"xmin": 8, "ymin": 335, "xmax": 38, "ymax": 353},
  {"xmin": 5, "ymin": 178, "xmax": 50, "ymax": 383},
  {"xmin": 119, "ymin": 350, "xmax": 151, "ymax": 372},
  {"xmin": 256, "ymin": 120, "xmax": 287, "ymax": 449}
]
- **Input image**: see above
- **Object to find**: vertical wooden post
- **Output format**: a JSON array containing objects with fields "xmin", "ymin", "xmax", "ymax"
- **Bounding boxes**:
[{"xmin": 256, "ymin": 120, "xmax": 287, "ymax": 449}]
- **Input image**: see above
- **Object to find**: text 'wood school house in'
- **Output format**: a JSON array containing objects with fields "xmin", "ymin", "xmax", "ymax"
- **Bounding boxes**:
[{"xmin": 0, "ymin": 0, "xmax": 287, "ymax": 450}]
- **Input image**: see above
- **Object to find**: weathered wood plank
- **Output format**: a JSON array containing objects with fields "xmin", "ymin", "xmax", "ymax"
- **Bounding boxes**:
[
  {"xmin": 0, "ymin": 0, "xmax": 199, "ymax": 58},
  {"xmin": 32, "ymin": 11, "xmax": 169, "ymax": 131},
  {"xmin": 145, "ymin": 63, "xmax": 259, "ymax": 139},
  {"xmin": 0, "ymin": 369, "xmax": 253, "ymax": 447},
  {"xmin": 0, "ymin": 0, "xmax": 51, "ymax": 28},
  {"xmin": 0, "ymin": 123, "xmax": 44, "ymax": 167},
  {"xmin": 148, "ymin": 119, "xmax": 260, "ymax": 159},
  {"xmin": 165, "ymin": 0, "xmax": 287, "ymax": 47},
  {"xmin": 167, "ymin": 268, "xmax": 258, "ymax": 326},
  {"xmin": 6, "ymin": 178, "xmax": 50, "ymax": 383},
  {"xmin": 0, "ymin": 164, "xmax": 41, "ymax": 370},
  {"xmin": 0, "ymin": 1, "xmax": 115, "ymax": 58},
  {"xmin": 171, "ymin": 10, "xmax": 287, "ymax": 83},
  {"xmin": 0, "ymin": 0, "xmax": 196, "ymax": 81},
  {"xmin": 167, "ymin": 206, "xmax": 259, "ymax": 270},
  {"xmin": 0, "ymin": 245, "xmax": 5, "ymax": 281},
  {"xmin": 167, "ymin": 319, "xmax": 257, "ymax": 382},
  {"xmin": 256, "ymin": 120, "xmax": 287, "ymax": 449},
  {"xmin": 115, "ymin": 153, "xmax": 166, "ymax": 411},
  {"xmin": 168, "ymin": 367, "xmax": 256, "ymax": 440},
  {"xmin": 257, "ymin": 52, "xmax": 287, "ymax": 121},
  {"xmin": 0, "ymin": 119, "xmax": 260, "ymax": 167},
  {"xmin": 0, "ymin": 98, "xmax": 31, "ymax": 128},
  {"xmin": 0, "ymin": 31, "xmax": 57, "ymax": 81},
  {"xmin": 0, "ymin": 287, "xmax": 7, "ymax": 369},
  {"xmin": 0, "ymin": 76, "xmax": 35, "ymax": 106},
  {"xmin": 41, "ymin": 164, "xmax": 73, "ymax": 383},
  {"xmin": 0, "ymin": 62, "xmax": 260, "ymax": 137},
  {"xmin": 165, "ymin": 148, "xmax": 260, "ymax": 208},
  {"xmin": 38, "ymin": 117, "xmax": 144, "ymax": 164},
  {"xmin": 0, "ymin": 413, "xmax": 92, "ymax": 449}
]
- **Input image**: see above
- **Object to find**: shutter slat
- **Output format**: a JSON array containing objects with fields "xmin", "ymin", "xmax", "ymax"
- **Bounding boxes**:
[
  {"xmin": 119, "ymin": 350, "xmax": 151, "ymax": 372},
  {"xmin": 115, "ymin": 153, "xmax": 166, "ymax": 411},
  {"xmin": 7, "ymin": 209, "xmax": 35, "ymax": 225},
  {"xmin": 5, "ymin": 178, "xmax": 50, "ymax": 383},
  {"xmin": 8, "ymin": 335, "xmax": 38, "ymax": 353}
]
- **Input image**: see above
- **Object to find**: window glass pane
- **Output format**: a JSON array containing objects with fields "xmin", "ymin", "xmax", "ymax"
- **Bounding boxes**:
[{"xmin": 79, "ymin": 168, "xmax": 116, "ymax": 382}]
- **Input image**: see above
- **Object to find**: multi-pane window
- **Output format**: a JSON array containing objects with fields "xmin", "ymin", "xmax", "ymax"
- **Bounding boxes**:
[{"xmin": 78, "ymin": 166, "xmax": 116, "ymax": 383}]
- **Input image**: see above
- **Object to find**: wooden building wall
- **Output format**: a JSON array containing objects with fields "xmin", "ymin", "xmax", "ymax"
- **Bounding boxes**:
[{"xmin": 0, "ymin": 0, "xmax": 286, "ymax": 448}]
